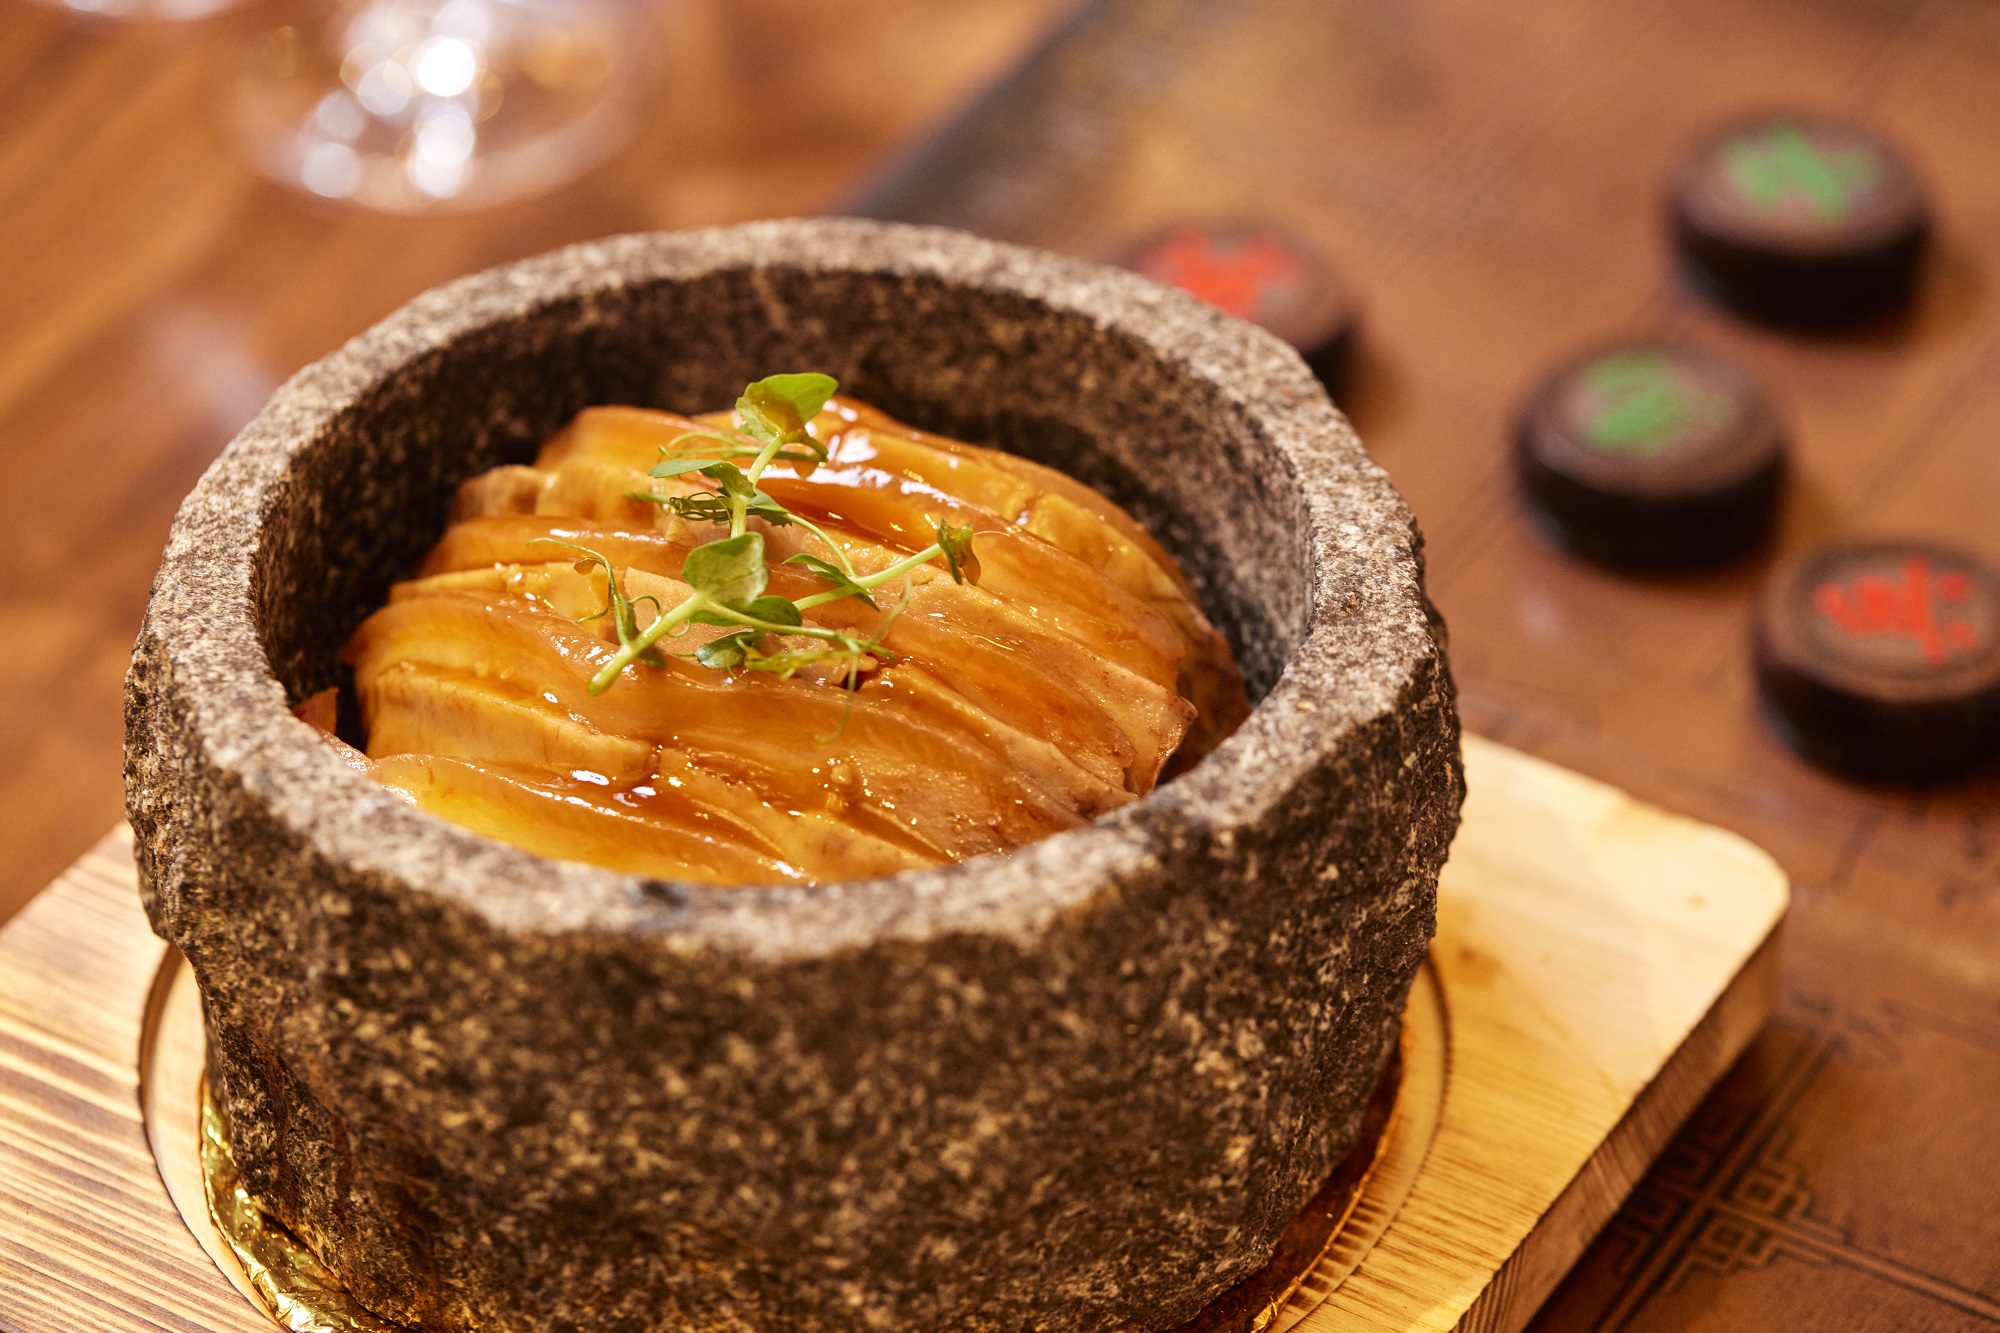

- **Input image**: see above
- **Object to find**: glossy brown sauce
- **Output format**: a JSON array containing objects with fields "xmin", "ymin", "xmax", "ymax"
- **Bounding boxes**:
[{"xmin": 307, "ymin": 397, "xmax": 1250, "ymax": 886}]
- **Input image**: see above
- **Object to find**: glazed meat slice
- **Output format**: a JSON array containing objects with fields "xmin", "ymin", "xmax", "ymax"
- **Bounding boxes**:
[
  {"xmin": 366, "ymin": 753, "xmax": 936, "ymax": 884},
  {"xmin": 334, "ymin": 393, "xmax": 1251, "ymax": 886},
  {"xmin": 348, "ymin": 593, "xmax": 1100, "ymax": 865},
  {"xmin": 400, "ymin": 534, "xmax": 1189, "ymax": 794}
]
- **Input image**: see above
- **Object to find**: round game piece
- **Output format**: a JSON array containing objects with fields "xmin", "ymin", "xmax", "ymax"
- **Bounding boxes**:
[
  {"xmin": 1756, "ymin": 541, "xmax": 2000, "ymax": 784},
  {"xmin": 1514, "ymin": 343, "xmax": 1786, "ymax": 571},
  {"xmin": 1669, "ymin": 114, "xmax": 1929, "ymax": 327},
  {"xmin": 1125, "ymin": 222, "xmax": 1359, "ymax": 400}
]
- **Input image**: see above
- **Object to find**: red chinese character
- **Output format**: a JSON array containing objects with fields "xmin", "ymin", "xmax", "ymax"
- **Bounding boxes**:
[
  {"xmin": 1812, "ymin": 555, "xmax": 1978, "ymax": 664},
  {"xmin": 1138, "ymin": 228, "xmax": 1302, "ymax": 320}
]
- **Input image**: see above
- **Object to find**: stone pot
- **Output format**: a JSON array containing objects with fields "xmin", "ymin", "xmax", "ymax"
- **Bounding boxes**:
[{"xmin": 125, "ymin": 219, "xmax": 1462, "ymax": 1333}]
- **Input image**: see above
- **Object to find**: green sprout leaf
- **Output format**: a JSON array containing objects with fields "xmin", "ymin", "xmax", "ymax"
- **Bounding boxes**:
[
  {"xmin": 785, "ymin": 553, "xmax": 880, "ymax": 609},
  {"xmin": 694, "ymin": 630, "xmax": 758, "ymax": 670},
  {"xmin": 687, "ymin": 592, "xmax": 806, "ymax": 630},
  {"xmin": 648, "ymin": 457, "xmax": 724, "ymax": 479},
  {"xmin": 682, "ymin": 533, "xmax": 768, "ymax": 607},
  {"xmin": 936, "ymin": 521, "xmax": 981, "ymax": 586},
  {"xmin": 741, "ymin": 594, "xmax": 804, "ymax": 627},
  {"xmin": 692, "ymin": 627, "xmax": 877, "ymax": 686},
  {"xmin": 733, "ymin": 372, "xmax": 838, "ymax": 465},
  {"xmin": 697, "ymin": 460, "xmax": 756, "ymax": 498},
  {"xmin": 743, "ymin": 493, "xmax": 793, "ymax": 525},
  {"xmin": 759, "ymin": 372, "xmax": 840, "ymax": 420},
  {"xmin": 738, "ymin": 373, "xmax": 838, "ymax": 441},
  {"xmin": 697, "ymin": 465, "xmax": 795, "ymax": 526}
]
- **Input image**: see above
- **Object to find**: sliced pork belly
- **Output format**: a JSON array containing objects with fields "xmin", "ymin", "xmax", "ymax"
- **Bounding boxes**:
[{"xmin": 339, "ymin": 394, "xmax": 1251, "ymax": 887}]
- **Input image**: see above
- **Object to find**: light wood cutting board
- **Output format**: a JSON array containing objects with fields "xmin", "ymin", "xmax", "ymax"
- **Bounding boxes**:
[{"xmin": 0, "ymin": 736, "xmax": 1786, "ymax": 1332}]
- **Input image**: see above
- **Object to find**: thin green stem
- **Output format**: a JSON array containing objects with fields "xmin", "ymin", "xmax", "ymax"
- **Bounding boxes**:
[
  {"xmin": 705, "ymin": 605, "xmax": 888, "ymax": 650},
  {"xmin": 589, "ymin": 595, "xmax": 703, "ymax": 694},
  {"xmin": 743, "ymin": 434, "xmax": 788, "ymax": 486},
  {"xmin": 793, "ymin": 543, "xmax": 942, "ymax": 611},
  {"xmin": 657, "ymin": 431, "xmax": 819, "ymax": 474},
  {"xmin": 788, "ymin": 514, "xmax": 854, "ymax": 574},
  {"xmin": 858, "ymin": 543, "xmax": 943, "ymax": 590},
  {"xmin": 596, "ymin": 589, "xmax": 895, "ymax": 693},
  {"xmin": 733, "ymin": 432, "xmax": 797, "ymax": 542},
  {"xmin": 666, "ymin": 428, "xmax": 749, "ymax": 455}
]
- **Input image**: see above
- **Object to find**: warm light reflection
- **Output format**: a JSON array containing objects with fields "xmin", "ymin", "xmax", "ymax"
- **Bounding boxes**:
[
  {"xmin": 410, "ymin": 102, "xmax": 477, "ymax": 196},
  {"xmin": 301, "ymin": 140, "xmax": 363, "ymax": 197},
  {"xmin": 324, "ymin": 3, "xmax": 491, "ymax": 196},
  {"xmin": 225, "ymin": 0, "xmax": 643, "ymax": 211},
  {"xmin": 415, "ymin": 37, "xmax": 480, "ymax": 97}
]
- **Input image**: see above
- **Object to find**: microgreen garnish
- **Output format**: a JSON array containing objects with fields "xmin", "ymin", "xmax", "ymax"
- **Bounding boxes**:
[
  {"xmin": 630, "ymin": 459, "xmax": 794, "ymax": 529},
  {"xmin": 538, "ymin": 373, "xmax": 980, "ymax": 715},
  {"xmin": 527, "ymin": 538, "xmax": 666, "ymax": 668},
  {"xmin": 693, "ymin": 629, "xmax": 762, "ymax": 671},
  {"xmin": 629, "ymin": 408, "xmax": 856, "ymax": 573},
  {"xmin": 682, "ymin": 531, "xmax": 769, "ymax": 603},
  {"xmin": 784, "ymin": 553, "xmax": 879, "ymax": 609},
  {"xmin": 735, "ymin": 372, "xmax": 838, "ymax": 461},
  {"xmin": 788, "ymin": 518, "xmax": 982, "ymax": 611},
  {"xmin": 635, "ymin": 370, "xmax": 840, "ymax": 495},
  {"xmin": 937, "ymin": 520, "xmax": 981, "ymax": 585}
]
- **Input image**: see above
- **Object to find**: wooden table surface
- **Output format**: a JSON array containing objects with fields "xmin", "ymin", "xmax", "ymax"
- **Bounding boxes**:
[
  {"xmin": 3, "ymin": 0, "xmax": 1996, "ymax": 1330},
  {"xmin": 0, "ymin": 0, "xmax": 1073, "ymax": 917},
  {"xmin": 851, "ymin": 4, "xmax": 2000, "ymax": 1329}
]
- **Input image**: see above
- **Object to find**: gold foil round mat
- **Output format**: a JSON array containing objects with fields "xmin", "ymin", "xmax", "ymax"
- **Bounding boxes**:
[{"xmin": 143, "ymin": 948, "xmax": 1446, "ymax": 1332}]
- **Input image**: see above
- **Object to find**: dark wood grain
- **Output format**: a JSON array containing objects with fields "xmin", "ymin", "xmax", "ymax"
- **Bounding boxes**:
[
  {"xmin": 0, "ymin": 0, "xmax": 1075, "ymax": 924},
  {"xmin": 853, "ymin": 2, "xmax": 2000, "ymax": 1328}
]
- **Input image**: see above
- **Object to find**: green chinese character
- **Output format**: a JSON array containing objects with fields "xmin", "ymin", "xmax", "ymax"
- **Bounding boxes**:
[
  {"xmin": 1579, "ymin": 352, "xmax": 1738, "ymax": 457},
  {"xmin": 1722, "ymin": 123, "xmax": 1880, "ymax": 223}
]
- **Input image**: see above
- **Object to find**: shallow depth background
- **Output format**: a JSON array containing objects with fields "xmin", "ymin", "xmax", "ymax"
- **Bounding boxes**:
[
  {"xmin": 3, "ymin": 1, "xmax": 1998, "ymax": 1329},
  {"xmin": 0, "ymin": 0, "xmax": 1073, "ymax": 916}
]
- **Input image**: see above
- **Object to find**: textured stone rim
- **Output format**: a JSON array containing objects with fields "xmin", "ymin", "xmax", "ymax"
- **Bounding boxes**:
[{"xmin": 146, "ymin": 217, "xmax": 1431, "ymax": 963}]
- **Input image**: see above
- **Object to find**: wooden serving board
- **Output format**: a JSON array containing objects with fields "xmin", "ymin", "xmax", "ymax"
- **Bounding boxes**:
[{"xmin": 0, "ymin": 737, "xmax": 1786, "ymax": 1333}]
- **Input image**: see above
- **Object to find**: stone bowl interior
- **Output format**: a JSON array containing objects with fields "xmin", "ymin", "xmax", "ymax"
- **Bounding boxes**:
[
  {"xmin": 132, "ymin": 216, "xmax": 1453, "ymax": 949},
  {"xmin": 262, "ymin": 248, "xmax": 1309, "ymax": 728}
]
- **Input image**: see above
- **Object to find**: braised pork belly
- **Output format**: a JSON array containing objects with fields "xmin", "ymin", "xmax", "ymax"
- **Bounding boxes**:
[{"xmin": 309, "ymin": 386, "xmax": 1249, "ymax": 886}]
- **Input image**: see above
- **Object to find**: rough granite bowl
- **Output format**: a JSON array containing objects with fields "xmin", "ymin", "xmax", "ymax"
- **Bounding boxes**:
[{"xmin": 125, "ymin": 219, "xmax": 1463, "ymax": 1333}]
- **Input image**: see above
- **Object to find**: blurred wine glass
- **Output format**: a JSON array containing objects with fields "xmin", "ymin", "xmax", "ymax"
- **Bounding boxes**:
[
  {"xmin": 28, "ymin": 0, "xmax": 243, "ymax": 22},
  {"xmin": 223, "ymin": 0, "xmax": 653, "ymax": 212}
]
